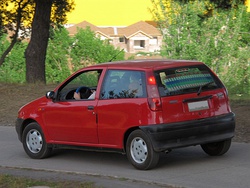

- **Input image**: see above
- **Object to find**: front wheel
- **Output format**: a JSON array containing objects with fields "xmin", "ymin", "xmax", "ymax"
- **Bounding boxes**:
[
  {"xmin": 22, "ymin": 122, "xmax": 52, "ymax": 159},
  {"xmin": 201, "ymin": 139, "xmax": 232, "ymax": 156},
  {"xmin": 126, "ymin": 130, "xmax": 159, "ymax": 170}
]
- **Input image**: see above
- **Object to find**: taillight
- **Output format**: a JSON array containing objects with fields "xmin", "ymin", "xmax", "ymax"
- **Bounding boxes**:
[{"xmin": 147, "ymin": 76, "xmax": 162, "ymax": 111}]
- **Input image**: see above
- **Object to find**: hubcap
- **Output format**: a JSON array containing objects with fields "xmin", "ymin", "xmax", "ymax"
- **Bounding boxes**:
[
  {"xmin": 26, "ymin": 129, "xmax": 43, "ymax": 153},
  {"xmin": 130, "ymin": 137, "xmax": 148, "ymax": 164}
]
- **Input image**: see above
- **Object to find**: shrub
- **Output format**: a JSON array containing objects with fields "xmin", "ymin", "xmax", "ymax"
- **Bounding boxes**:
[
  {"xmin": 46, "ymin": 27, "xmax": 72, "ymax": 83},
  {"xmin": 70, "ymin": 27, "xmax": 124, "ymax": 71},
  {"xmin": 0, "ymin": 36, "xmax": 26, "ymax": 83},
  {"xmin": 0, "ymin": 26, "xmax": 125, "ymax": 84}
]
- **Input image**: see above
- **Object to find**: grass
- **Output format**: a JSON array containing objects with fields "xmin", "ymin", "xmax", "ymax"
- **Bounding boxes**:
[
  {"xmin": 229, "ymin": 93, "xmax": 250, "ymax": 106},
  {"xmin": 0, "ymin": 174, "xmax": 97, "ymax": 188}
]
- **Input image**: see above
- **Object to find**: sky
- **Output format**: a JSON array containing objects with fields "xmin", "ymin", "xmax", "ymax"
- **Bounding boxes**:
[
  {"xmin": 66, "ymin": 0, "xmax": 153, "ymax": 26},
  {"xmin": 66, "ymin": 0, "xmax": 250, "ymax": 26}
]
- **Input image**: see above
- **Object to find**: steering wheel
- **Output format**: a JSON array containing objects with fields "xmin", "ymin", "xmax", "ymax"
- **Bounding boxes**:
[{"xmin": 75, "ymin": 86, "xmax": 91, "ymax": 99}]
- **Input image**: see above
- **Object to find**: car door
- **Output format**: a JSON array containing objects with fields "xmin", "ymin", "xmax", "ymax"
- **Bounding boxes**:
[
  {"xmin": 43, "ymin": 69, "xmax": 102, "ymax": 144},
  {"xmin": 44, "ymin": 100, "xmax": 98, "ymax": 144},
  {"xmin": 97, "ymin": 70, "xmax": 148, "ymax": 148}
]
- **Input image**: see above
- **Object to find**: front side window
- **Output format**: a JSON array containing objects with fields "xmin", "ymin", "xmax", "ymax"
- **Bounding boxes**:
[
  {"xmin": 57, "ymin": 70, "xmax": 102, "ymax": 100},
  {"xmin": 155, "ymin": 65, "xmax": 221, "ymax": 97},
  {"xmin": 101, "ymin": 70, "xmax": 146, "ymax": 99}
]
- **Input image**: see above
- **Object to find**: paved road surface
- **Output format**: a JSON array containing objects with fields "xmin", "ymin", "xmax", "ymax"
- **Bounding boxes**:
[{"xmin": 1, "ymin": 126, "xmax": 250, "ymax": 188}]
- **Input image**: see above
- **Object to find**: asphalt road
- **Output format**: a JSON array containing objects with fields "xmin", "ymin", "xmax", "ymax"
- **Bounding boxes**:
[{"xmin": 1, "ymin": 126, "xmax": 250, "ymax": 188}]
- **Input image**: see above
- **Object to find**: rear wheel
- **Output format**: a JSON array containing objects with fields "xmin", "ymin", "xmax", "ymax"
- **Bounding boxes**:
[
  {"xmin": 126, "ymin": 130, "xmax": 159, "ymax": 170},
  {"xmin": 201, "ymin": 139, "xmax": 232, "ymax": 156},
  {"xmin": 22, "ymin": 122, "xmax": 52, "ymax": 159}
]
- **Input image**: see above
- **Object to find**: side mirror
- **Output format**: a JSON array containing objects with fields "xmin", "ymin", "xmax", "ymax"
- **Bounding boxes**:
[{"xmin": 46, "ymin": 91, "xmax": 55, "ymax": 99}]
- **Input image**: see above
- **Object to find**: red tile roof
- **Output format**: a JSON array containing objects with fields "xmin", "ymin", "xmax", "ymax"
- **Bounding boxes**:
[
  {"xmin": 67, "ymin": 20, "xmax": 161, "ymax": 38},
  {"xmin": 118, "ymin": 21, "xmax": 161, "ymax": 38}
]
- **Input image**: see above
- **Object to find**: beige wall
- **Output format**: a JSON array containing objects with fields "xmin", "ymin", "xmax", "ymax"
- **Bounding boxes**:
[{"xmin": 109, "ymin": 34, "xmax": 162, "ymax": 53}]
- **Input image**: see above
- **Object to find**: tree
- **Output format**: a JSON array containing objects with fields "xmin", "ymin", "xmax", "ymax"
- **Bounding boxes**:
[
  {"xmin": 159, "ymin": 0, "xmax": 246, "ymax": 9},
  {"xmin": 0, "ymin": 0, "xmax": 74, "ymax": 83},
  {"xmin": 0, "ymin": 26, "xmax": 125, "ymax": 83},
  {"xmin": 46, "ymin": 26, "xmax": 72, "ymax": 83},
  {"xmin": 150, "ymin": 0, "xmax": 250, "ymax": 94},
  {"xmin": 0, "ymin": 0, "xmax": 32, "ymax": 66},
  {"xmin": 25, "ymin": 0, "xmax": 74, "ymax": 83},
  {"xmin": 150, "ymin": 0, "xmax": 247, "ymax": 23},
  {"xmin": 70, "ymin": 27, "xmax": 125, "ymax": 70},
  {"xmin": 24, "ymin": 0, "xmax": 53, "ymax": 83},
  {"xmin": 0, "ymin": 10, "xmax": 4, "ymax": 36}
]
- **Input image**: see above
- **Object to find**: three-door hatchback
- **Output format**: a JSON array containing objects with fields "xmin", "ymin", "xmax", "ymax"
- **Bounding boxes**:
[{"xmin": 16, "ymin": 59, "xmax": 235, "ymax": 170}]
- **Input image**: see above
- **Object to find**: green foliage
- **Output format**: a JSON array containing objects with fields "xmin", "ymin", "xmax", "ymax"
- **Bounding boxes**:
[
  {"xmin": 46, "ymin": 27, "xmax": 72, "ymax": 83},
  {"xmin": 0, "ymin": 0, "xmax": 75, "ymax": 28},
  {"xmin": 50, "ymin": 0, "xmax": 75, "ymax": 24},
  {"xmin": 0, "ymin": 36, "xmax": 26, "ymax": 83},
  {"xmin": 0, "ymin": 34, "xmax": 9, "ymax": 51},
  {"xmin": 0, "ymin": 0, "xmax": 75, "ymax": 83},
  {"xmin": 151, "ymin": 0, "xmax": 250, "ymax": 94},
  {"xmin": 0, "ymin": 26, "xmax": 125, "ymax": 84},
  {"xmin": 0, "ymin": 0, "xmax": 34, "ymax": 36},
  {"xmin": 70, "ymin": 27, "xmax": 125, "ymax": 71}
]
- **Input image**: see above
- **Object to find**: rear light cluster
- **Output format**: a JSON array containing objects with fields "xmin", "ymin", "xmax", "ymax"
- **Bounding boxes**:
[{"xmin": 147, "ymin": 76, "xmax": 162, "ymax": 111}]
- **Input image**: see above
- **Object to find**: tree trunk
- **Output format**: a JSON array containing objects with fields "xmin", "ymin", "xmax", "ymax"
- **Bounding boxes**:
[
  {"xmin": 24, "ymin": 0, "xmax": 52, "ymax": 83},
  {"xmin": 0, "ymin": 33, "xmax": 18, "ymax": 66}
]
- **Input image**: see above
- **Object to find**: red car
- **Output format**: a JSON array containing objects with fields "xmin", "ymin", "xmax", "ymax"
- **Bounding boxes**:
[{"xmin": 16, "ymin": 59, "xmax": 235, "ymax": 170}]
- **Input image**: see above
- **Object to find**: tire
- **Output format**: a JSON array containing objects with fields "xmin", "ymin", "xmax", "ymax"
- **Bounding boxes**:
[
  {"xmin": 22, "ymin": 122, "xmax": 52, "ymax": 159},
  {"xmin": 201, "ymin": 139, "xmax": 232, "ymax": 156},
  {"xmin": 126, "ymin": 130, "xmax": 160, "ymax": 170}
]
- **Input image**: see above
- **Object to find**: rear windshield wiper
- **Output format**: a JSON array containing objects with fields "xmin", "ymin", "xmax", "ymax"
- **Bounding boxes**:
[{"xmin": 197, "ymin": 81, "xmax": 214, "ymax": 96}]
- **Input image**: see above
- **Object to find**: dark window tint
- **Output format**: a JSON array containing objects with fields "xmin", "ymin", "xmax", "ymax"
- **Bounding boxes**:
[
  {"xmin": 155, "ymin": 65, "xmax": 221, "ymax": 97},
  {"xmin": 101, "ymin": 70, "xmax": 146, "ymax": 99}
]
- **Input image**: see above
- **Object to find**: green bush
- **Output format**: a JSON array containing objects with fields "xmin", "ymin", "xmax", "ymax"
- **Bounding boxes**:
[
  {"xmin": 70, "ymin": 27, "xmax": 124, "ymax": 71},
  {"xmin": 0, "ymin": 37, "xmax": 26, "ymax": 83},
  {"xmin": 0, "ymin": 27, "xmax": 125, "ymax": 84},
  {"xmin": 46, "ymin": 27, "xmax": 72, "ymax": 83}
]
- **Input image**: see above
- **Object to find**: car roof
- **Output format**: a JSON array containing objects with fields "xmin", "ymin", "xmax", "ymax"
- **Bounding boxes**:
[{"xmin": 86, "ymin": 59, "xmax": 204, "ymax": 70}]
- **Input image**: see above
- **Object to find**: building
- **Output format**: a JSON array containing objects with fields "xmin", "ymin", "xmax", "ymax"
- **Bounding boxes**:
[{"xmin": 67, "ymin": 21, "xmax": 162, "ymax": 53}]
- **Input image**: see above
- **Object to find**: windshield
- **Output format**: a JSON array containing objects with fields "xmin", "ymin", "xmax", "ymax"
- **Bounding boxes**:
[{"xmin": 155, "ymin": 65, "xmax": 221, "ymax": 97}]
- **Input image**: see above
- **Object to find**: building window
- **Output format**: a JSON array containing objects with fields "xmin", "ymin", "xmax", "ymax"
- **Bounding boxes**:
[
  {"xmin": 134, "ymin": 40, "xmax": 145, "ymax": 49},
  {"xmin": 119, "ymin": 37, "xmax": 124, "ymax": 42},
  {"xmin": 149, "ymin": 37, "xmax": 158, "ymax": 45}
]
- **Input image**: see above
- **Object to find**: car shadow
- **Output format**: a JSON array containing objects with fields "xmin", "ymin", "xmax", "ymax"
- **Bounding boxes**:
[
  {"xmin": 50, "ymin": 148, "xmax": 129, "ymax": 165},
  {"xmin": 48, "ymin": 146, "xmax": 216, "ymax": 170}
]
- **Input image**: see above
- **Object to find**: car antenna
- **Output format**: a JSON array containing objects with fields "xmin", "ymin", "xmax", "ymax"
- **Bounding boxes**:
[{"xmin": 109, "ymin": 49, "xmax": 124, "ymax": 62}]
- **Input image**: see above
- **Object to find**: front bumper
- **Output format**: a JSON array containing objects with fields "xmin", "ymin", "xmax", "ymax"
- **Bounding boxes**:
[
  {"xmin": 15, "ymin": 118, "xmax": 24, "ymax": 142},
  {"xmin": 140, "ymin": 112, "xmax": 235, "ymax": 152}
]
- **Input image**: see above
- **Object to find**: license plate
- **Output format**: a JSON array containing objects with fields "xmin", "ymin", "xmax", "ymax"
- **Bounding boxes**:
[{"xmin": 188, "ymin": 100, "xmax": 209, "ymax": 112}]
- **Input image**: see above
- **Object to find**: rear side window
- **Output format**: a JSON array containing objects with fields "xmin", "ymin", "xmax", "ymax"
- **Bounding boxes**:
[
  {"xmin": 155, "ymin": 65, "xmax": 222, "ymax": 97},
  {"xmin": 101, "ymin": 70, "xmax": 146, "ymax": 99}
]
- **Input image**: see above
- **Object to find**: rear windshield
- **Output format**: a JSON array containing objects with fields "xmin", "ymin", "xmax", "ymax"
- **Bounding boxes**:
[{"xmin": 154, "ymin": 65, "xmax": 222, "ymax": 97}]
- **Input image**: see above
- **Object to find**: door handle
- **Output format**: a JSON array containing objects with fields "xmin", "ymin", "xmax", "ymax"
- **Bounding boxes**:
[{"xmin": 87, "ymin": 105, "xmax": 94, "ymax": 110}]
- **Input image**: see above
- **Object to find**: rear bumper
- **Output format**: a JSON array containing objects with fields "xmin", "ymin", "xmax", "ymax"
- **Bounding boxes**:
[{"xmin": 140, "ymin": 112, "xmax": 235, "ymax": 152}]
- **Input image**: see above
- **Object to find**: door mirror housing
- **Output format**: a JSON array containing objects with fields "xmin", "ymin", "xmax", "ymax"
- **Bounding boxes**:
[{"xmin": 46, "ymin": 91, "xmax": 55, "ymax": 99}]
